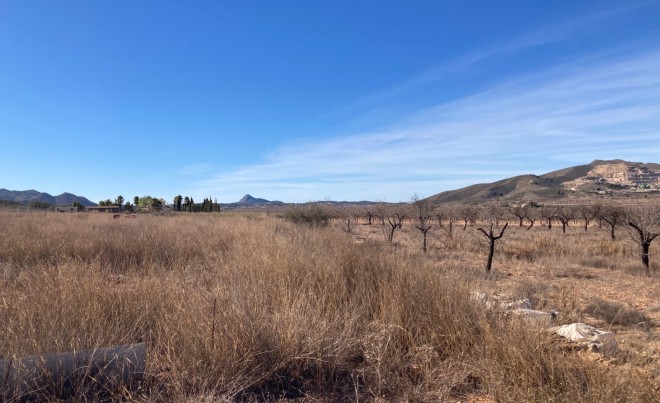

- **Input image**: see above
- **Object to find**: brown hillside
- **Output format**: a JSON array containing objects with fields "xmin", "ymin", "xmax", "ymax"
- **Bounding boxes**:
[{"xmin": 426, "ymin": 160, "xmax": 660, "ymax": 205}]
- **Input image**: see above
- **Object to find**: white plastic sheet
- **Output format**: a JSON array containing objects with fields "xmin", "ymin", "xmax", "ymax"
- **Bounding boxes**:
[{"xmin": 551, "ymin": 323, "xmax": 617, "ymax": 354}]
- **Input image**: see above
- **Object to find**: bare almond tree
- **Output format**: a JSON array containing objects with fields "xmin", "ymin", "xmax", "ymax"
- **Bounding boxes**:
[
  {"xmin": 476, "ymin": 209, "xmax": 509, "ymax": 274},
  {"xmin": 626, "ymin": 206, "xmax": 660, "ymax": 276},
  {"xmin": 509, "ymin": 205, "xmax": 527, "ymax": 227},
  {"xmin": 438, "ymin": 206, "xmax": 458, "ymax": 237},
  {"xmin": 487, "ymin": 205, "xmax": 508, "ymax": 227},
  {"xmin": 460, "ymin": 206, "xmax": 478, "ymax": 231},
  {"xmin": 600, "ymin": 206, "xmax": 625, "ymax": 240},
  {"xmin": 366, "ymin": 210, "xmax": 375, "ymax": 225},
  {"xmin": 524, "ymin": 207, "xmax": 538, "ymax": 230},
  {"xmin": 376, "ymin": 204, "xmax": 406, "ymax": 243},
  {"xmin": 333, "ymin": 205, "xmax": 358, "ymax": 234},
  {"xmin": 541, "ymin": 206, "xmax": 556, "ymax": 229},
  {"xmin": 435, "ymin": 208, "xmax": 446, "ymax": 226},
  {"xmin": 555, "ymin": 207, "xmax": 575, "ymax": 234},
  {"xmin": 579, "ymin": 204, "xmax": 599, "ymax": 232},
  {"xmin": 412, "ymin": 195, "xmax": 433, "ymax": 253},
  {"xmin": 373, "ymin": 203, "xmax": 387, "ymax": 226}
]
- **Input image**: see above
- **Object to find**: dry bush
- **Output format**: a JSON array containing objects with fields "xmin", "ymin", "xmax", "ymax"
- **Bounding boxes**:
[
  {"xmin": 0, "ymin": 211, "xmax": 658, "ymax": 401},
  {"xmin": 584, "ymin": 298, "xmax": 651, "ymax": 327},
  {"xmin": 501, "ymin": 232, "xmax": 570, "ymax": 263},
  {"xmin": 554, "ymin": 266, "xmax": 598, "ymax": 280},
  {"xmin": 282, "ymin": 203, "xmax": 330, "ymax": 227}
]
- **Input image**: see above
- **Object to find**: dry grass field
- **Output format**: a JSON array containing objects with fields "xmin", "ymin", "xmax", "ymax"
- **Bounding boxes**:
[{"xmin": 0, "ymin": 210, "xmax": 659, "ymax": 401}]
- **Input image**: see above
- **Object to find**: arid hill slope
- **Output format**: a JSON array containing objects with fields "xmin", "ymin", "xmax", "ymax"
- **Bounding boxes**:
[{"xmin": 425, "ymin": 159, "xmax": 660, "ymax": 205}]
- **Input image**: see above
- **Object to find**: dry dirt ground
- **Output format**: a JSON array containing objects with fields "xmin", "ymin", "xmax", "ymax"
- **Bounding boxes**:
[
  {"xmin": 494, "ymin": 259, "xmax": 660, "ymax": 382},
  {"xmin": 343, "ymin": 219, "xmax": 660, "ymax": 393}
]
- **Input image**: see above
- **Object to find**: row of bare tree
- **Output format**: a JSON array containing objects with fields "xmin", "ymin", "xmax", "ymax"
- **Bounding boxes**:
[{"xmin": 325, "ymin": 200, "xmax": 660, "ymax": 276}]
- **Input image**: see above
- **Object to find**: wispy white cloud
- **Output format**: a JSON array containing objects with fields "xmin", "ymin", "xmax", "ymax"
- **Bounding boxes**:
[
  {"xmin": 191, "ymin": 47, "xmax": 660, "ymax": 202},
  {"xmin": 189, "ymin": 41, "xmax": 660, "ymax": 202},
  {"xmin": 353, "ymin": 2, "xmax": 654, "ymax": 108}
]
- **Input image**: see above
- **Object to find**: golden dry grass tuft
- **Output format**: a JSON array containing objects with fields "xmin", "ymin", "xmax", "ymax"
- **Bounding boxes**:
[{"xmin": 0, "ymin": 211, "xmax": 658, "ymax": 401}]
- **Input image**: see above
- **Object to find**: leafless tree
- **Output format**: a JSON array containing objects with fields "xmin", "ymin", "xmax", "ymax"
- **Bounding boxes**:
[
  {"xmin": 437, "ymin": 206, "xmax": 458, "ymax": 237},
  {"xmin": 366, "ymin": 210, "xmax": 375, "ymax": 225},
  {"xmin": 459, "ymin": 206, "xmax": 478, "ymax": 231},
  {"xmin": 509, "ymin": 205, "xmax": 527, "ymax": 227},
  {"xmin": 579, "ymin": 204, "xmax": 599, "ymax": 232},
  {"xmin": 396, "ymin": 210, "xmax": 408, "ymax": 230},
  {"xmin": 435, "ymin": 207, "xmax": 446, "ymax": 227},
  {"xmin": 600, "ymin": 206, "xmax": 625, "ymax": 240},
  {"xmin": 541, "ymin": 206, "xmax": 556, "ymax": 229},
  {"xmin": 333, "ymin": 205, "xmax": 359, "ymax": 233},
  {"xmin": 351, "ymin": 206, "xmax": 362, "ymax": 225},
  {"xmin": 487, "ymin": 205, "xmax": 508, "ymax": 227},
  {"xmin": 376, "ymin": 204, "xmax": 406, "ymax": 243},
  {"xmin": 373, "ymin": 203, "xmax": 387, "ymax": 225},
  {"xmin": 412, "ymin": 195, "xmax": 433, "ymax": 253},
  {"xmin": 524, "ymin": 207, "xmax": 538, "ymax": 230},
  {"xmin": 554, "ymin": 207, "xmax": 575, "ymax": 234},
  {"xmin": 476, "ymin": 209, "xmax": 509, "ymax": 273},
  {"xmin": 626, "ymin": 206, "xmax": 660, "ymax": 276}
]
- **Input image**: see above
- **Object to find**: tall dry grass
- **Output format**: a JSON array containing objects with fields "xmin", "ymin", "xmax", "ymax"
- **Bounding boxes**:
[{"xmin": 0, "ymin": 211, "xmax": 657, "ymax": 401}]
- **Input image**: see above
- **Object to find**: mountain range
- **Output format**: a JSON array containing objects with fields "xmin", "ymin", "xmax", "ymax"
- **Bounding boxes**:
[
  {"xmin": 3, "ymin": 160, "xmax": 658, "ymax": 209},
  {"xmin": 0, "ymin": 189, "xmax": 96, "ymax": 207}
]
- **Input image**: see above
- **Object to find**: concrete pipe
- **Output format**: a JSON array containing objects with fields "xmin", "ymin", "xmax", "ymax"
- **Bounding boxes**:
[{"xmin": 1, "ymin": 343, "xmax": 146, "ymax": 401}]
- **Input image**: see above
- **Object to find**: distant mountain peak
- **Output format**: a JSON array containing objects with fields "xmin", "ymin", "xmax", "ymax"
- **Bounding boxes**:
[{"xmin": 238, "ymin": 194, "xmax": 270, "ymax": 205}]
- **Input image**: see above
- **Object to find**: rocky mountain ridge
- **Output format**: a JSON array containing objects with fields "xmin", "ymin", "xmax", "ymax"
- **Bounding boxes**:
[{"xmin": 425, "ymin": 160, "xmax": 660, "ymax": 205}]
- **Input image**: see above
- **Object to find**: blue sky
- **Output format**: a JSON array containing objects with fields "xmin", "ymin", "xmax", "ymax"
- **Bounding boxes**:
[{"xmin": 1, "ymin": 1, "xmax": 659, "ymax": 203}]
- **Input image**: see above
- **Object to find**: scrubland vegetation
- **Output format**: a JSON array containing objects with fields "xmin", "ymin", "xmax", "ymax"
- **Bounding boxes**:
[{"xmin": 0, "ymin": 207, "xmax": 658, "ymax": 401}]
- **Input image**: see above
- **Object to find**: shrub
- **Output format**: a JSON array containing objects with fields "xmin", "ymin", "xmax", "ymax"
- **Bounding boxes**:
[
  {"xmin": 283, "ymin": 203, "xmax": 330, "ymax": 226},
  {"xmin": 584, "ymin": 298, "xmax": 650, "ymax": 327}
]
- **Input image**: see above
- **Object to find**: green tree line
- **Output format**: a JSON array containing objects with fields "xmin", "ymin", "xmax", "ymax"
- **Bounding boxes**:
[
  {"xmin": 95, "ymin": 195, "xmax": 221, "ymax": 213},
  {"xmin": 173, "ymin": 195, "xmax": 221, "ymax": 213}
]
